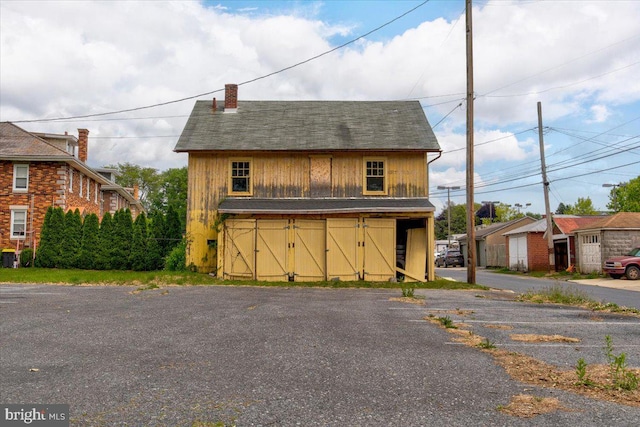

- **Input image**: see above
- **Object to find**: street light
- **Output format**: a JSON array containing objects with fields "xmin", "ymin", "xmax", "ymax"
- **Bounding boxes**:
[
  {"xmin": 514, "ymin": 202, "xmax": 531, "ymax": 214},
  {"xmin": 603, "ymin": 183, "xmax": 625, "ymax": 211},
  {"xmin": 481, "ymin": 200, "xmax": 500, "ymax": 222},
  {"xmin": 438, "ymin": 185, "xmax": 461, "ymax": 246}
]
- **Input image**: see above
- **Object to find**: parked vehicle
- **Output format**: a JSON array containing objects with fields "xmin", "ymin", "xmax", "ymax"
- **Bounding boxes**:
[
  {"xmin": 603, "ymin": 247, "xmax": 640, "ymax": 280},
  {"xmin": 435, "ymin": 249, "xmax": 464, "ymax": 268}
]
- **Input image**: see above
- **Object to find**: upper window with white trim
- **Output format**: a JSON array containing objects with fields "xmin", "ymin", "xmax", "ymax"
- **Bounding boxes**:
[
  {"xmin": 13, "ymin": 164, "xmax": 29, "ymax": 192},
  {"xmin": 363, "ymin": 158, "xmax": 387, "ymax": 195},
  {"xmin": 229, "ymin": 159, "xmax": 252, "ymax": 196},
  {"xmin": 10, "ymin": 209, "xmax": 27, "ymax": 239}
]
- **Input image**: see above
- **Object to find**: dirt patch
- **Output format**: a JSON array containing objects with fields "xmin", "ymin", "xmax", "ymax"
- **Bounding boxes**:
[
  {"xmin": 389, "ymin": 297, "xmax": 425, "ymax": 305},
  {"xmin": 499, "ymin": 394, "xmax": 569, "ymax": 418},
  {"xmin": 484, "ymin": 324, "xmax": 514, "ymax": 330},
  {"xmin": 425, "ymin": 313, "xmax": 640, "ymax": 408},
  {"xmin": 509, "ymin": 334, "xmax": 580, "ymax": 343}
]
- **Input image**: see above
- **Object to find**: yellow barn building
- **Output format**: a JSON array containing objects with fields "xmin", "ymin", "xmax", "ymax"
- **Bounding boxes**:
[{"xmin": 174, "ymin": 85, "xmax": 442, "ymax": 282}]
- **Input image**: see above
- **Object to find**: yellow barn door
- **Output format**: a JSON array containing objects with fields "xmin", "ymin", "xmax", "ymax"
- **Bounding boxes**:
[
  {"xmin": 294, "ymin": 220, "xmax": 326, "ymax": 281},
  {"xmin": 256, "ymin": 219, "xmax": 290, "ymax": 281},
  {"xmin": 326, "ymin": 218, "xmax": 360, "ymax": 281},
  {"xmin": 223, "ymin": 219, "xmax": 256, "ymax": 280},
  {"xmin": 363, "ymin": 218, "xmax": 396, "ymax": 281}
]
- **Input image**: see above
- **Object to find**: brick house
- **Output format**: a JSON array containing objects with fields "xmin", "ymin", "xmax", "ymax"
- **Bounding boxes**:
[
  {"xmin": 174, "ymin": 84, "xmax": 441, "ymax": 281},
  {"xmin": 0, "ymin": 122, "xmax": 142, "ymax": 255}
]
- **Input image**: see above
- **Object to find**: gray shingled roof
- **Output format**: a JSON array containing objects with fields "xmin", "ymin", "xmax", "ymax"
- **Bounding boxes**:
[
  {"xmin": 0, "ymin": 122, "xmax": 71, "ymax": 157},
  {"xmin": 174, "ymin": 100, "xmax": 440, "ymax": 152},
  {"xmin": 218, "ymin": 198, "xmax": 435, "ymax": 214}
]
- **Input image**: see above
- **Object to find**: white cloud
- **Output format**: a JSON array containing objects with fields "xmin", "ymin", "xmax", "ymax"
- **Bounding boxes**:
[
  {"xmin": 1, "ymin": 0, "xmax": 638, "ymax": 216},
  {"xmin": 588, "ymin": 104, "xmax": 611, "ymax": 123}
]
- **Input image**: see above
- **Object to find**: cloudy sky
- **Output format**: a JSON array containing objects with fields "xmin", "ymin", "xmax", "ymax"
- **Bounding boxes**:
[{"xmin": 1, "ymin": 0, "xmax": 639, "ymax": 215}]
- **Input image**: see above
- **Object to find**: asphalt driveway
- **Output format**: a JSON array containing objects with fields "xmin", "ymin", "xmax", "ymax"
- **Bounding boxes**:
[{"xmin": 1, "ymin": 284, "xmax": 639, "ymax": 426}]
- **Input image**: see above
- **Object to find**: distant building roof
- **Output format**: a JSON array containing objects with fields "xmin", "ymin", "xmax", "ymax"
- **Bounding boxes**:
[
  {"xmin": 553, "ymin": 216, "xmax": 605, "ymax": 235},
  {"xmin": 175, "ymin": 100, "xmax": 441, "ymax": 152},
  {"xmin": 458, "ymin": 217, "xmax": 537, "ymax": 242},
  {"xmin": 573, "ymin": 212, "xmax": 640, "ymax": 232}
]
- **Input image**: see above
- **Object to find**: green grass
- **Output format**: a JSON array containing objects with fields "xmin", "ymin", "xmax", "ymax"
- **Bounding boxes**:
[
  {"xmin": 491, "ymin": 266, "xmax": 604, "ymax": 281},
  {"xmin": 518, "ymin": 284, "xmax": 640, "ymax": 315},
  {"xmin": 0, "ymin": 268, "xmax": 486, "ymax": 290}
]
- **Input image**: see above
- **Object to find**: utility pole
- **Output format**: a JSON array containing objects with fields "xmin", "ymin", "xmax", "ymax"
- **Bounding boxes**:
[
  {"xmin": 537, "ymin": 102, "xmax": 555, "ymax": 273},
  {"xmin": 466, "ymin": 0, "xmax": 476, "ymax": 284},
  {"xmin": 438, "ymin": 185, "xmax": 460, "ymax": 246}
]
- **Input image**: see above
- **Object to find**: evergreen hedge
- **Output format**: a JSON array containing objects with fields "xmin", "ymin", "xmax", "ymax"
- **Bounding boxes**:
[{"xmin": 33, "ymin": 208, "xmax": 182, "ymax": 271}]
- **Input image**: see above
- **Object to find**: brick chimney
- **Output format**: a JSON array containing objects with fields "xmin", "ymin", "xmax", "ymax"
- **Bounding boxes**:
[
  {"xmin": 78, "ymin": 129, "xmax": 89, "ymax": 163},
  {"xmin": 224, "ymin": 84, "xmax": 238, "ymax": 111},
  {"xmin": 133, "ymin": 183, "xmax": 139, "ymax": 200}
]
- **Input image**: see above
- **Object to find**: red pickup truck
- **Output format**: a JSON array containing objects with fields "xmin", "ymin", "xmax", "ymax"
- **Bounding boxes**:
[{"xmin": 603, "ymin": 247, "xmax": 640, "ymax": 280}]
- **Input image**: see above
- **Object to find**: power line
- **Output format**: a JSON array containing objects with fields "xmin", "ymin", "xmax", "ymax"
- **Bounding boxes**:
[{"xmin": 10, "ymin": 1, "xmax": 432, "ymax": 124}]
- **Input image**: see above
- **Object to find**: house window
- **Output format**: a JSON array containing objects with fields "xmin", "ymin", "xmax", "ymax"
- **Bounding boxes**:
[
  {"xmin": 364, "ymin": 158, "xmax": 386, "ymax": 195},
  {"xmin": 229, "ymin": 159, "xmax": 252, "ymax": 195},
  {"xmin": 13, "ymin": 164, "xmax": 29, "ymax": 192},
  {"xmin": 95, "ymin": 183, "xmax": 99, "ymax": 203},
  {"xmin": 79, "ymin": 173, "xmax": 84, "ymax": 197},
  {"xmin": 86, "ymin": 177, "xmax": 90, "ymax": 200},
  {"xmin": 10, "ymin": 209, "xmax": 27, "ymax": 239},
  {"xmin": 69, "ymin": 169, "xmax": 74, "ymax": 193}
]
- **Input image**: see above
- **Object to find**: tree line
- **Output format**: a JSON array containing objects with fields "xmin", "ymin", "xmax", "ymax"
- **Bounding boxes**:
[
  {"xmin": 29, "ymin": 206, "xmax": 184, "ymax": 271},
  {"xmin": 435, "ymin": 175, "xmax": 640, "ymax": 240}
]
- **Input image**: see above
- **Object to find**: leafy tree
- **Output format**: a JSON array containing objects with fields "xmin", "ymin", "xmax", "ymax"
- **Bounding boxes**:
[
  {"xmin": 35, "ymin": 207, "xmax": 64, "ymax": 268},
  {"xmin": 556, "ymin": 202, "xmax": 570, "ymax": 214},
  {"xmin": 565, "ymin": 197, "xmax": 598, "ymax": 215},
  {"xmin": 146, "ymin": 210, "xmax": 166, "ymax": 270},
  {"xmin": 435, "ymin": 203, "xmax": 479, "ymax": 240},
  {"xmin": 129, "ymin": 212, "xmax": 148, "ymax": 271},
  {"xmin": 104, "ymin": 162, "xmax": 160, "ymax": 210},
  {"xmin": 150, "ymin": 167, "xmax": 188, "ymax": 233},
  {"xmin": 96, "ymin": 212, "xmax": 115, "ymax": 270},
  {"xmin": 77, "ymin": 213, "xmax": 100, "ymax": 269},
  {"xmin": 606, "ymin": 176, "xmax": 640, "ymax": 212},
  {"xmin": 59, "ymin": 209, "xmax": 82, "ymax": 268}
]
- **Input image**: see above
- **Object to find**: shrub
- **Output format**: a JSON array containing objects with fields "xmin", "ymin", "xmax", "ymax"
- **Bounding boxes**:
[
  {"xmin": 19, "ymin": 248, "xmax": 34, "ymax": 268},
  {"xmin": 165, "ymin": 240, "xmax": 187, "ymax": 271}
]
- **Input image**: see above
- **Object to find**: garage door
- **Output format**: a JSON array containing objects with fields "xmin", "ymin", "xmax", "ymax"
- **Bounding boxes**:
[
  {"xmin": 256, "ymin": 220, "xmax": 289, "ymax": 281},
  {"xmin": 509, "ymin": 234, "xmax": 527, "ymax": 271},
  {"xmin": 363, "ymin": 218, "xmax": 396, "ymax": 281},
  {"xmin": 223, "ymin": 219, "xmax": 256, "ymax": 279},
  {"xmin": 326, "ymin": 219, "xmax": 359, "ymax": 281},
  {"xmin": 294, "ymin": 220, "xmax": 326, "ymax": 281},
  {"xmin": 579, "ymin": 233, "xmax": 601, "ymax": 273}
]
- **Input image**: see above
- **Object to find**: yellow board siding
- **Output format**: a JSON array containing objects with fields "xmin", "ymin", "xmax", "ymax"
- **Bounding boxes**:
[
  {"xmin": 362, "ymin": 218, "xmax": 396, "ymax": 281},
  {"xmin": 404, "ymin": 228, "xmax": 427, "ymax": 282},
  {"xmin": 294, "ymin": 219, "xmax": 326, "ymax": 281},
  {"xmin": 326, "ymin": 218, "xmax": 360, "ymax": 281},
  {"xmin": 332, "ymin": 152, "xmax": 427, "ymax": 198},
  {"xmin": 222, "ymin": 219, "xmax": 256, "ymax": 279},
  {"xmin": 185, "ymin": 152, "xmax": 430, "ymax": 273},
  {"xmin": 256, "ymin": 219, "xmax": 289, "ymax": 281}
]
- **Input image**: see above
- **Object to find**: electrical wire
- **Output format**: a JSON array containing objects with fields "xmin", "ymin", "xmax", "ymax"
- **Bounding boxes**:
[{"xmin": 9, "ymin": 0, "xmax": 432, "ymax": 124}]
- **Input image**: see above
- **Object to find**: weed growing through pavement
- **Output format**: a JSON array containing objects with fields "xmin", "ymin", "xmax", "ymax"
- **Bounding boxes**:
[
  {"xmin": 575, "ymin": 358, "xmax": 593, "ymax": 386},
  {"xmin": 604, "ymin": 335, "xmax": 639, "ymax": 391},
  {"xmin": 436, "ymin": 316, "xmax": 457, "ymax": 329},
  {"xmin": 478, "ymin": 338, "xmax": 496, "ymax": 349},
  {"xmin": 401, "ymin": 287, "xmax": 415, "ymax": 298}
]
